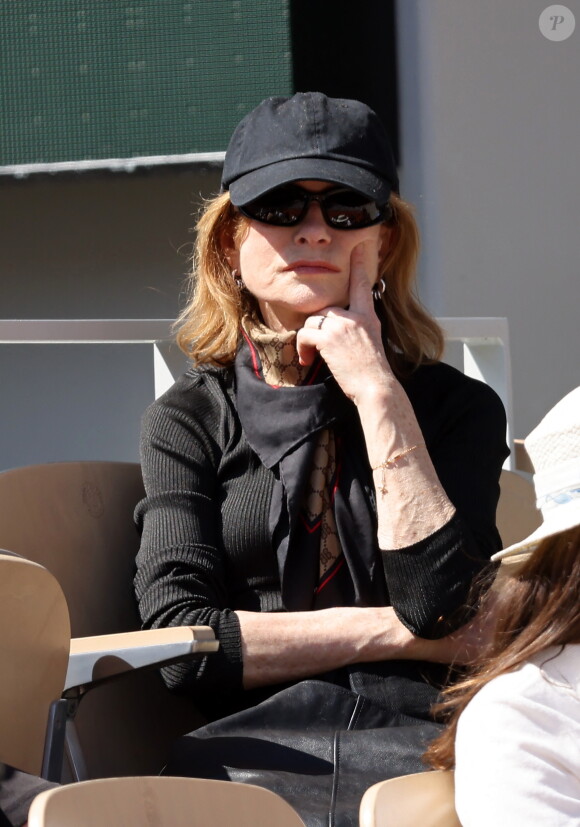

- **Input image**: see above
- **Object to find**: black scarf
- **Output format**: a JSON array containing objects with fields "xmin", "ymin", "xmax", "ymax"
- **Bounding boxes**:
[{"xmin": 234, "ymin": 337, "xmax": 388, "ymax": 611}]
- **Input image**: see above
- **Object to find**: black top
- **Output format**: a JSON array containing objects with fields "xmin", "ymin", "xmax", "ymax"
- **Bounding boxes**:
[
  {"xmin": 0, "ymin": 766, "xmax": 57, "ymax": 827},
  {"xmin": 134, "ymin": 358, "xmax": 508, "ymax": 712}
]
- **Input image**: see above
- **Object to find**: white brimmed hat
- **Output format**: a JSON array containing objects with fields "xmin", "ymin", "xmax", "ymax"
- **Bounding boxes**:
[{"xmin": 492, "ymin": 386, "xmax": 580, "ymax": 563}]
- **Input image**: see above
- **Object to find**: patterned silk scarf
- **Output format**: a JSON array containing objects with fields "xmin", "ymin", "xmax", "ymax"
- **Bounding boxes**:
[
  {"xmin": 243, "ymin": 317, "xmax": 344, "ymax": 601},
  {"xmin": 237, "ymin": 317, "xmax": 386, "ymax": 610}
]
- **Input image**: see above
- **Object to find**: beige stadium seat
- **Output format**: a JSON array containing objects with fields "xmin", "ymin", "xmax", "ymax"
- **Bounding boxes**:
[
  {"xmin": 513, "ymin": 437, "xmax": 534, "ymax": 475},
  {"xmin": 359, "ymin": 770, "xmax": 460, "ymax": 827},
  {"xmin": 27, "ymin": 776, "xmax": 306, "ymax": 827},
  {"xmin": 0, "ymin": 461, "xmax": 217, "ymax": 780},
  {"xmin": 0, "ymin": 552, "xmax": 70, "ymax": 777},
  {"xmin": 496, "ymin": 468, "xmax": 541, "ymax": 550}
]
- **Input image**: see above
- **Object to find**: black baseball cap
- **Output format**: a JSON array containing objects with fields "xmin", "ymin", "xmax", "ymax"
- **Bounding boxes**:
[{"xmin": 221, "ymin": 92, "xmax": 399, "ymax": 207}]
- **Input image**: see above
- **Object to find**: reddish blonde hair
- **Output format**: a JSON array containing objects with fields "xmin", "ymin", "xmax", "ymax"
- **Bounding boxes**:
[{"xmin": 175, "ymin": 191, "xmax": 444, "ymax": 374}]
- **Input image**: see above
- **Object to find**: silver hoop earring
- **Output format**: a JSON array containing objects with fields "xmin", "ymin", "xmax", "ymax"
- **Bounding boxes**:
[
  {"xmin": 372, "ymin": 278, "xmax": 386, "ymax": 301},
  {"xmin": 232, "ymin": 269, "xmax": 244, "ymax": 289}
]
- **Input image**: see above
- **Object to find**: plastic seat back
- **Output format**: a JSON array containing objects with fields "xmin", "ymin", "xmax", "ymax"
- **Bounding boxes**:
[
  {"xmin": 359, "ymin": 770, "xmax": 461, "ymax": 827},
  {"xmin": 496, "ymin": 469, "xmax": 541, "ymax": 549},
  {"xmin": 0, "ymin": 461, "xmax": 205, "ymax": 778},
  {"xmin": 0, "ymin": 553, "xmax": 70, "ymax": 776},
  {"xmin": 28, "ymin": 776, "xmax": 307, "ymax": 827},
  {"xmin": 0, "ymin": 461, "xmax": 144, "ymax": 636}
]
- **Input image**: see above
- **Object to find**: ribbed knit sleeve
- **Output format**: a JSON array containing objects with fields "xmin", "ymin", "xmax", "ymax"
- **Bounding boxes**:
[
  {"xmin": 382, "ymin": 364, "xmax": 509, "ymax": 638},
  {"xmin": 134, "ymin": 368, "xmax": 264, "ymax": 698}
]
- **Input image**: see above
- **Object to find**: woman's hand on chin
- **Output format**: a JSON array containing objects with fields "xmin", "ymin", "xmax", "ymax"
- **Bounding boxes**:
[{"xmin": 296, "ymin": 241, "xmax": 395, "ymax": 405}]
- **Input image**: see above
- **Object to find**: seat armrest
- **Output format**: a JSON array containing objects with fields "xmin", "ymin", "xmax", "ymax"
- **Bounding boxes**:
[{"xmin": 65, "ymin": 626, "xmax": 218, "ymax": 691}]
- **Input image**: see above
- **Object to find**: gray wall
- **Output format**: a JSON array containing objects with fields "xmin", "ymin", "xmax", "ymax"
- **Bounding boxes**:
[
  {"xmin": 397, "ymin": 0, "xmax": 580, "ymax": 437},
  {"xmin": 0, "ymin": 166, "xmax": 221, "ymax": 469},
  {"xmin": 2, "ymin": 0, "xmax": 579, "ymax": 469}
]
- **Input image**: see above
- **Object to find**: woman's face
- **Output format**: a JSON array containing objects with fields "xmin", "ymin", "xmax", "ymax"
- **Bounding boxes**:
[{"xmin": 228, "ymin": 181, "xmax": 391, "ymax": 332}]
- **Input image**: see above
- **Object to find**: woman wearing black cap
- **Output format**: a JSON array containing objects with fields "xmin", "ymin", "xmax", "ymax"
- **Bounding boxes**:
[{"xmin": 134, "ymin": 93, "xmax": 508, "ymax": 824}]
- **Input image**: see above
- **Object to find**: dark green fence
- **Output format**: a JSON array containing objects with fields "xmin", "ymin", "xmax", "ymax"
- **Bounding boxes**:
[{"xmin": 1, "ymin": 0, "xmax": 292, "ymax": 167}]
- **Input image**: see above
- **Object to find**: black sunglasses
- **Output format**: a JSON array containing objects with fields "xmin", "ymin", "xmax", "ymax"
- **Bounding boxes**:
[{"xmin": 238, "ymin": 184, "xmax": 391, "ymax": 230}]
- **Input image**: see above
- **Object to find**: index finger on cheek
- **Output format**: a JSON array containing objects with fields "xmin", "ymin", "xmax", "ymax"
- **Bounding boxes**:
[{"xmin": 349, "ymin": 241, "xmax": 379, "ymax": 313}]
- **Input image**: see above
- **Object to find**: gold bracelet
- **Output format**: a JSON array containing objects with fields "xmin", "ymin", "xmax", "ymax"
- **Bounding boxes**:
[{"xmin": 371, "ymin": 443, "xmax": 423, "ymax": 495}]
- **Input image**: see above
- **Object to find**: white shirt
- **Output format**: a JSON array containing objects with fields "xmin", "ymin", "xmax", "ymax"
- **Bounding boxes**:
[{"xmin": 455, "ymin": 643, "xmax": 580, "ymax": 826}]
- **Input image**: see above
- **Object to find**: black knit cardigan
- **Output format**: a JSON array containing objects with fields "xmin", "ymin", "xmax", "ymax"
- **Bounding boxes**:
[{"xmin": 134, "ymin": 358, "xmax": 508, "ymax": 713}]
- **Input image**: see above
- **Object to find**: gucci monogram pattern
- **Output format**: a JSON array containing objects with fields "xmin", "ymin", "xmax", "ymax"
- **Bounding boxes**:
[{"xmin": 243, "ymin": 316, "xmax": 308, "ymax": 387}]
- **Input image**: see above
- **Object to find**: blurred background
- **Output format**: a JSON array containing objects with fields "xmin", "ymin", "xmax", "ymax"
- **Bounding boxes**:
[{"xmin": 1, "ymin": 0, "xmax": 578, "ymax": 469}]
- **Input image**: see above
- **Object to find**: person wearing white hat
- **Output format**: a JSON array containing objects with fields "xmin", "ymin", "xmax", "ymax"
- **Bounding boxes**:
[{"xmin": 425, "ymin": 386, "xmax": 580, "ymax": 825}]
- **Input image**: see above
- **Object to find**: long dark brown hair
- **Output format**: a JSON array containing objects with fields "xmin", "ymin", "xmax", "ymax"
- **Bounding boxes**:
[{"xmin": 425, "ymin": 524, "xmax": 580, "ymax": 770}]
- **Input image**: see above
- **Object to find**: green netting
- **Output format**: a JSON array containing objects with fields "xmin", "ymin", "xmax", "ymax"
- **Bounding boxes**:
[{"xmin": 0, "ymin": 0, "xmax": 292, "ymax": 166}]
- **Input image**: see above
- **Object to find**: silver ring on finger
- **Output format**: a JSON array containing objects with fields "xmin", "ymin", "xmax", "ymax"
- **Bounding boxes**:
[{"xmin": 317, "ymin": 316, "xmax": 326, "ymax": 330}]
